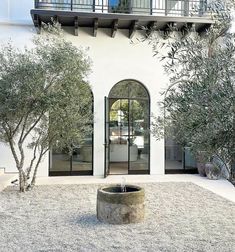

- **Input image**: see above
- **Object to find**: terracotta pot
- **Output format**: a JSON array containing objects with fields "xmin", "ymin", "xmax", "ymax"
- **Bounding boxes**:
[{"xmin": 205, "ymin": 162, "xmax": 221, "ymax": 180}]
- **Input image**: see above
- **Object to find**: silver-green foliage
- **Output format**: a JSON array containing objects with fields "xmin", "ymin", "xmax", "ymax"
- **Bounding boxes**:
[
  {"xmin": 151, "ymin": 0, "xmax": 235, "ymax": 176},
  {"xmin": 0, "ymin": 24, "xmax": 93, "ymax": 191}
]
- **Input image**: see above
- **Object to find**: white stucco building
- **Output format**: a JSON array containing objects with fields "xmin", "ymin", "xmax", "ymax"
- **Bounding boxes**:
[{"xmin": 0, "ymin": 0, "xmax": 213, "ymax": 178}]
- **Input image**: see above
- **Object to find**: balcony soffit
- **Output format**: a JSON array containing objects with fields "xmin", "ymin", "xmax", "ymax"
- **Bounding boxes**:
[{"xmin": 30, "ymin": 9, "xmax": 214, "ymax": 37}]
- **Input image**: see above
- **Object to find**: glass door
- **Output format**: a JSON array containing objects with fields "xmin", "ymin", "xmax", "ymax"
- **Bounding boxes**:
[
  {"xmin": 107, "ymin": 97, "xmax": 150, "ymax": 175},
  {"xmin": 107, "ymin": 80, "xmax": 150, "ymax": 175},
  {"xmin": 131, "ymin": 0, "xmax": 151, "ymax": 14},
  {"xmin": 109, "ymin": 98, "xmax": 129, "ymax": 175},
  {"xmin": 109, "ymin": 0, "xmax": 131, "ymax": 13},
  {"xmin": 129, "ymin": 99, "xmax": 150, "ymax": 174}
]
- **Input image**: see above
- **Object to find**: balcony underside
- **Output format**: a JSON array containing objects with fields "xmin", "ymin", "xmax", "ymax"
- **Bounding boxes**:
[{"xmin": 31, "ymin": 9, "xmax": 214, "ymax": 38}]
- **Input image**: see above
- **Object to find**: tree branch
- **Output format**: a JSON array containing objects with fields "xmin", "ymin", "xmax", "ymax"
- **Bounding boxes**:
[
  {"xmin": 2, "ymin": 123, "xmax": 20, "ymax": 168},
  {"xmin": 26, "ymin": 135, "xmax": 40, "ymax": 178},
  {"xmin": 21, "ymin": 112, "xmax": 44, "ymax": 143}
]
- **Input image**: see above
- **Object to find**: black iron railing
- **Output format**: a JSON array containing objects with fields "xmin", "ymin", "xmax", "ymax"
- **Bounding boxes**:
[{"xmin": 34, "ymin": 0, "xmax": 207, "ymax": 17}]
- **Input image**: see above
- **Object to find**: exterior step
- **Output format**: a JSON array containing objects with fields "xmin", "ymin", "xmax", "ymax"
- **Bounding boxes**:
[
  {"xmin": 0, "ymin": 173, "xmax": 18, "ymax": 192},
  {"xmin": 0, "ymin": 167, "xmax": 5, "ymax": 175}
]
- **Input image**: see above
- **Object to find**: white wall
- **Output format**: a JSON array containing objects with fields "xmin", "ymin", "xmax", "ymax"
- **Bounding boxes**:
[
  {"xmin": 0, "ymin": 142, "xmax": 49, "ymax": 177},
  {"xmin": 0, "ymin": 24, "xmax": 168, "ymax": 176},
  {"xmin": 66, "ymin": 28, "xmax": 167, "ymax": 175},
  {"xmin": 0, "ymin": 0, "xmax": 33, "ymax": 25},
  {"xmin": 0, "ymin": 24, "xmax": 48, "ymax": 177}
]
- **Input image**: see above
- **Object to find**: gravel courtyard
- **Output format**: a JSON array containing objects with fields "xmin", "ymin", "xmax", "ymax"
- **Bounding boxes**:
[{"xmin": 0, "ymin": 182, "xmax": 235, "ymax": 252}]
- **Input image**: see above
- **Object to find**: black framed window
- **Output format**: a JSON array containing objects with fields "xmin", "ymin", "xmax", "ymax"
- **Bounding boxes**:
[{"xmin": 49, "ymin": 92, "xmax": 94, "ymax": 176}]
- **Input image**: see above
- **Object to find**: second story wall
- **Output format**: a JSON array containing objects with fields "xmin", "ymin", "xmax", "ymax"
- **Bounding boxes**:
[{"xmin": 0, "ymin": 0, "xmax": 33, "ymax": 24}]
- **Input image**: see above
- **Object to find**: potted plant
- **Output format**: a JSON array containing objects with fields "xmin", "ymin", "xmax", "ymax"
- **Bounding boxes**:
[
  {"xmin": 194, "ymin": 149, "xmax": 222, "ymax": 180},
  {"xmin": 196, "ymin": 150, "xmax": 208, "ymax": 177},
  {"xmin": 205, "ymin": 161, "xmax": 221, "ymax": 180}
]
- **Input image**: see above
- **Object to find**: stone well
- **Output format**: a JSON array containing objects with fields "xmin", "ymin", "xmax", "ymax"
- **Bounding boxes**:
[{"xmin": 97, "ymin": 185, "xmax": 145, "ymax": 224}]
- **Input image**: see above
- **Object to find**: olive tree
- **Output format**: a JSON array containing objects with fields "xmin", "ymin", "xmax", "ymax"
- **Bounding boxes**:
[
  {"xmin": 149, "ymin": 0, "xmax": 235, "ymax": 178},
  {"xmin": 0, "ymin": 25, "xmax": 93, "ymax": 192}
]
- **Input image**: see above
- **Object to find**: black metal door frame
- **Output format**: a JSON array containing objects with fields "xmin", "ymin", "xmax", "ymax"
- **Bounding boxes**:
[
  {"xmin": 104, "ymin": 96, "xmax": 150, "ymax": 176},
  {"xmin": 104, "ymin": 96, "xmax": 110, "ymax": 178}
]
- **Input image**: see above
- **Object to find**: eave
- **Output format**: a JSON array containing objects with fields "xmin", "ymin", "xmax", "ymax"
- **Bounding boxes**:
[{"xmin": 30, "ymin": 9, "xmax": 214, "ymax": 37}]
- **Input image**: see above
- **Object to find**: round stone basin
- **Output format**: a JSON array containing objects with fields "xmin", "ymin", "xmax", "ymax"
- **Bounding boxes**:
[{"xmin": 97, "ymin": 185, "xmax": 145, "ymax": 224}]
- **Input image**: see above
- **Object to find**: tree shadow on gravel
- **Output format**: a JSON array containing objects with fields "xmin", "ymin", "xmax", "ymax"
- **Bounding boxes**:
[{"xmin": 70, "ymin": 213, "xmax": 103, "ymax": 227}]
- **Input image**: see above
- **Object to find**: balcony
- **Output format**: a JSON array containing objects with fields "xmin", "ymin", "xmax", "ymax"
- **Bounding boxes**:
[
  {"xmin": 31, "ymin": 0, "xmax": 213, "ymax": 37},
  {"xmin": 34, "ymin": 0, "xmax": 206, "ymax": 16}
]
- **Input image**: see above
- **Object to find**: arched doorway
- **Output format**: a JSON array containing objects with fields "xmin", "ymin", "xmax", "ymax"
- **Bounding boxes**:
[{"xmin": 104, "ymin": 80, "xmax": 150, "ymax": 176}]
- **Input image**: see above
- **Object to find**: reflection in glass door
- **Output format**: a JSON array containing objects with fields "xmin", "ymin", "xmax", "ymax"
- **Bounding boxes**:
[
  {"xmin": 129, "ymin": 99, "xmax": 150, "ymax": 173},
  {"xmin": 165, "ymin": 139, "xmax": 198, "ymax": 174},
  {"xmin": 50, "ymin": 136, "xmax": 93, "ymax": 176},
  {"xmin": 107, "ymin": 80, "xmax": 150, "ymax": 175},
  {"xmin": 49, "ymin": 90, "xmax": 94, "ymax": 176},
  {"xmin": 109, "ymin": 98, "xmax": 129, "ymax": 174}
]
